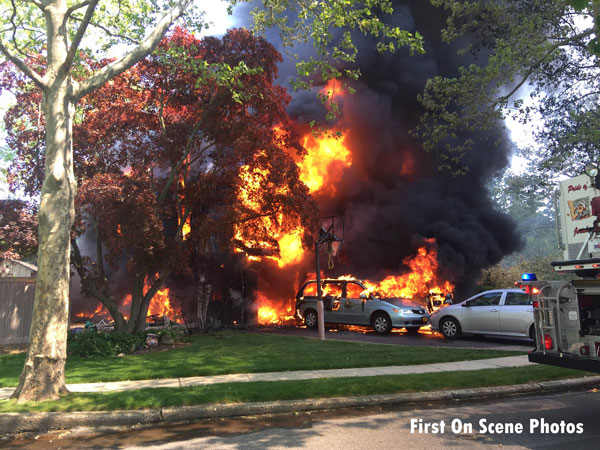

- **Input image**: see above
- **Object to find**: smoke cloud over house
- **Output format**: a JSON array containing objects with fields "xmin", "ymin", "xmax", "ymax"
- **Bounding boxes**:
[{"xmin": 233, "ymin": 0, "xmax": 522, "ymax": 295}]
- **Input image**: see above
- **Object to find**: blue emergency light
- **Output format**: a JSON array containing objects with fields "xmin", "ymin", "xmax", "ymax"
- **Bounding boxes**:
[{"xmin": 521, "ymin": 273, "xmax": 537, "ymax": 282}]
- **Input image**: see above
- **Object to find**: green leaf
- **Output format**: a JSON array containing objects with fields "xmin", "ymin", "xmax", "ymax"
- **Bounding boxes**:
[
  {"xmin": 588, "ymin": 37, "xmax": 600, "ymax": 56},
  {"xmin": 567, "ymin": 0, "xmax": 589, "ymax": 12}
]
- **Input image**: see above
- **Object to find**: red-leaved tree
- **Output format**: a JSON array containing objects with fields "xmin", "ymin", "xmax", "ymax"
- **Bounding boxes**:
[
  {"xmin": 0, "ymin": 199, "xmax": 38, "ymax": 275},
  {"xmin": 5, "ymin": 28, "xmax": 319, "ymax": 333}
]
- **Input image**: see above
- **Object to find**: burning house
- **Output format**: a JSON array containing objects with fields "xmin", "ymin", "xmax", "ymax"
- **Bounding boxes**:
[
  {"xmin": 230, "ymin": 0, "xmax": 523, "ymax": 324},
  {"xmin": 71, "ymin": 1, "xmax": 522, "ymax": 329}
]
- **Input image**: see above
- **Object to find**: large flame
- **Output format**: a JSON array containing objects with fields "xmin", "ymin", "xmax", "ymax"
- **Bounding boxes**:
[
  {"xmin": 259, "ymin": 241, "xmax": 453, "ymax": 324},
  {"xmin": 233, "ymin": 158, "xmax": 305, "ymax": 268},
  {"xmin": 297, "ymin": 132, "xmax": 352, "ymax": 195},
  {"xmin": 296, "ymin": 79, "xmax": 353, "ymax": 195},
  {"xmin": 234, "ymin": 124, "xmax": 354, "ymax": 267},
  {"xmin": 119, "ymin": 279, "xmax": 182, "ymax": 322},
  {"xmin": 256, "ymin": 292, "xmax": 295, "ymax": 325},
  {"xmin": 361, "ymin": 240, "xmax": 454, "ymax": 300}
]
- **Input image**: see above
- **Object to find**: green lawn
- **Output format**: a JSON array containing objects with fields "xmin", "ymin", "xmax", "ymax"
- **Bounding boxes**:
[
  {"xmin": 0, "ymin": 330, "xmax": 523, "ymax": 388},
  {"xmin": 0, "ymin": 365, "xmax": 592, "ymax": 413}
]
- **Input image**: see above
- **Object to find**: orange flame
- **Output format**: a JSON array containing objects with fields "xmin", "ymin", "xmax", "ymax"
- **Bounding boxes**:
[
  {"xmin": 257, "ymin": 241, "xmax": 454, "ymax": 324},
  {"xmin": 234, "ymin": 157, "xmax": 305, "ymax": 268},
  {"xmin": 361, "ymin": 242, "xmax": 453, "ymax": 300},
  {"xmin": 178, "ymin": 165, "xmax": 191, "ymax": 240},
  {"xmin": 320, "ymin": 78, "xmax": 344, "ymax": 100},
  {"xmin": 74, "ymin": 302, "xmax": 110, "ymax": 321},
  {"xmin": 298, "ymin": 132, "xmax": 352, "ymax": 195},
  {"xmin": 256, "ymin": 292, "xmax": 295, "ymax": 325},
  {"xmin": 119, "ymin": 273, "xmax": 183, "ymax": 322}
]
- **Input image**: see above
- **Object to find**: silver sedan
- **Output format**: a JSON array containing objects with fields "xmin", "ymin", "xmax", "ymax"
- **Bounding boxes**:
[{"xmin": 430, "ymin": 288, "xmax": 535, "ymax": 340}]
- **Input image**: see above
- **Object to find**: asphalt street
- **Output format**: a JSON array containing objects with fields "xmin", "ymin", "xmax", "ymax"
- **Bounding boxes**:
[
  {"xmin": 5, "ymin": 389, "xmax": 598, "ymax": 449},
  {"xmin": 255, "ymin": 324, "xmax": 534, "ymax": 351}
]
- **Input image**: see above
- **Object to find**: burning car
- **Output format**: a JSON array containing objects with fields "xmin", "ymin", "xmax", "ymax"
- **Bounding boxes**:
[{"xmin": 295, "ymin": 278, "xmax": 430, "ymax": 335}]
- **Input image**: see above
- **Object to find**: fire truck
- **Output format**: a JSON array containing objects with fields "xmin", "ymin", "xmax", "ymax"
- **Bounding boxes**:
[{"xmin": 520, "ymin": 165, "xmax": 600, "ymax": 372}]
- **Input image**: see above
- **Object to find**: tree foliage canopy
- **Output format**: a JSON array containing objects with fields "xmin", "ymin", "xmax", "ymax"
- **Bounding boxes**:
[
  {"xmin": 0, "ymin": 199, "xmax": 37, "ymax": 267},
  {"xmin": 415, "ymin": 0, "xmax": 600, "ymax": 177}
]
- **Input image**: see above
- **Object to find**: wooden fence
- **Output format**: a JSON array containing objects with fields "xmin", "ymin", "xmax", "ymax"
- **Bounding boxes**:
[{"xmin": 0, "ymin": 278, "xmax": 35, "ymax": 344}]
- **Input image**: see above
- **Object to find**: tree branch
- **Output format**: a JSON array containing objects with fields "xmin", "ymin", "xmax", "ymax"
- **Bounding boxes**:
[
  {"xmin": 63, "ymin": 0, "xmax": 99, "ymax": 73},
  {"xmin": 74, "ymin": 0, "xmax": 192, "ymax": 100},
  {"xmin": 70, "ymin": 14, "xmax": 141, "ymax": 46},
  {"xmin": 497, "ymin": 29, "xmax": 594, "ymax": 105},
  {"xmin": 156, "ymin": 101, "xmax": 213, "ymax": 208},
  {"xmin": 92, "ymin": 218, "xmax": 106, "ymax": 281},
  {"xmin": 0, "ymin": 36, "xmax": 45, "ymax": 89},
  {"xmin": 24, "ymin": 0, "xmax": 44, "ymax": 9},
  {"xmin": 65, "ymin": 1, "xmax": 91, "ymax": 18}
]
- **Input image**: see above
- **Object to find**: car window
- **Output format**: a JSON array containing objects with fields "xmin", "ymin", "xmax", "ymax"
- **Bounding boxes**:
[
  {"xmin": 468, "ymin": 292, "xmax": 502, "ymax": 307},
  {"xmin": 322, "ymin": 282, "xmax": 343, "ymax": 298},
  {"xmin": 346, "ymin": 282, "xmax": 366, "ymax": 299},
  {"xmin": 302, "ymin": 282, "xmax": 317, "ymax": 297},
  {"xmin": 505, "ymin": 292, "xmax": 531, "ymax": 306}
]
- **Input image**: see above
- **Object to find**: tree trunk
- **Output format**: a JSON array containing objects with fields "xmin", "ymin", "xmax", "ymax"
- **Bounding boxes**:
[
  {"xmin": 11, "ymin": 79, "xmax": 76, "ymax": 402},
  {"xmin": 127, "ymin": 272, "xmax": 147, "ymax": 333},
  {"xmin": 4, "ymin": 0, "xmax": 190, "ymax": 402},
  {"xmin": 71, "ymin": 239, "xmax": 128, "ymax": 333}
]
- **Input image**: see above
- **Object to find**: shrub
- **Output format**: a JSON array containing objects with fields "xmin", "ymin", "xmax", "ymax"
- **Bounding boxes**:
[
  {"xmin": 68, "ymin": 330, "xmax": 146, "ymax": 357},
  {"xmin": 156, "ymin": 326, "xmax": 190, "ymax": 343}
]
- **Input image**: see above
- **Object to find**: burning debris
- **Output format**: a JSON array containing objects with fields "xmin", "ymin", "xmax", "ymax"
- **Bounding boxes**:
[{"xmin": 72, "ymin": 274, "xmax": 184, "ymax": 328}]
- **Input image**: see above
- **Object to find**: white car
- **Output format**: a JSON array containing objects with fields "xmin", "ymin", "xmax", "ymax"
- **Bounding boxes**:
[{"xmin": 430, "ymin": 289, "xmax": 535, "ymax": 341}]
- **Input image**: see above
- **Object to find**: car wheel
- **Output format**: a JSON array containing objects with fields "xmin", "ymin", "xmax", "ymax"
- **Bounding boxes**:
[
  {"xmin": 440, "ymin": 317, "xmax": 461, "ymax": 339},
  {"xmin": 304, "ymin": 309, "xmax": 318, "ymax": 329},
  {"xmin": 405, "ymin": 327, "xmax": 420, "ymax": 334},
  {"xmin": 372, "ymin": 312, "xmax": 392, "ymax": 335}
]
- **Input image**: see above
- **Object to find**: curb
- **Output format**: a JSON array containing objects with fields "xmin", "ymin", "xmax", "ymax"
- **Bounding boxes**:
[{"xmin": 2, "ymin": 376, "xmax": 600, "ymax": 435}]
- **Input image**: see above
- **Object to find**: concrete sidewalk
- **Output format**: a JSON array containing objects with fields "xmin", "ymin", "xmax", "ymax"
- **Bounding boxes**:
[{"xmin": 0, "ymin": 355, "xmax": 532, "ymax": 400}]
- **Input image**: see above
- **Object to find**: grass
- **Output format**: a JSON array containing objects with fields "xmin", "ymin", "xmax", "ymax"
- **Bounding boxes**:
[
  {"xmin": 0, "ymin": 365, "xmax": 593, "ymax": 413},
  {"xmin": 0, "ymin": 331, "xmax": 524, "ymax": 388}
]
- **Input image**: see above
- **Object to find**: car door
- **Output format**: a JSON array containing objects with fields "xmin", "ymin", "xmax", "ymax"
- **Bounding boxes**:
[
  {"xmin": 499, "ymin": 291, "xmax": 534, "ymax": 336},
  {"xmin": 321, "ymin": 281, "xmax": 344, "ymax": 323},
  {"xmin": 460, "ymin": 291, "xmax": 503, "ymax": 333},
  {"xmin": 338, "ymin": 281, "xmax": 369, "ymax": 325}
]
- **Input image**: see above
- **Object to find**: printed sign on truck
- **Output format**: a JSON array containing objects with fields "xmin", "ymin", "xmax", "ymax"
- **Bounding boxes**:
[{"xmin": 559, "ymin": 174, "xmax": 598, "ymax": 247}]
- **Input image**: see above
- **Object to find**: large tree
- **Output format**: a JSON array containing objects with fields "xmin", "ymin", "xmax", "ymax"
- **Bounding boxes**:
[
  {"xmin": 0, "ymin": 0, "xmax": 424, "ymax": 401},
  {"xmin": 0, "ymin": 0, "xmax": 197, "ymax": 402},
  {"xmin": 415, "ymin": 0, "xmax": 600, "ymax": 177}
]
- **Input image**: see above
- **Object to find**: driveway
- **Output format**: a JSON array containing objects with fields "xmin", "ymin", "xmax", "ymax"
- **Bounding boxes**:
[{"xmin": 254, "ymin": 324, "xmax": 533, "ymax": 352}]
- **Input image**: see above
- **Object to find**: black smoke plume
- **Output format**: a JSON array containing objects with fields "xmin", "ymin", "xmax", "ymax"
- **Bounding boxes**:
[{"xmin": 237, "ymin": 1, "xmax": 523, "ymax": 297}]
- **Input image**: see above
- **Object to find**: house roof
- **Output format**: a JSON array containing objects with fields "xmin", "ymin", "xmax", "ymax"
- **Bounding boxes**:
[{"xmin": 8, "ymin": 259, "xmax": 38, "ymax": 273}]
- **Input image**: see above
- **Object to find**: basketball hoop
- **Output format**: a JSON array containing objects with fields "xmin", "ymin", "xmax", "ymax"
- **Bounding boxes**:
[{"xmin": 315, "ymin": 216, "xmax": 344, "ymax": 340}]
